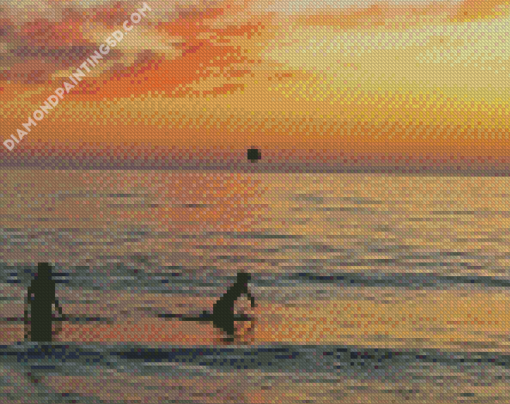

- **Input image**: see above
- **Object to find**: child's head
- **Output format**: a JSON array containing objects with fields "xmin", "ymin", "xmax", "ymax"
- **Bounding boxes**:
[
  {"xmin": 237, "ymin": 272, "xmax": 251, "ymax": 286},
  {"xmin": 37, "ymin": 262, "xmax": 52, "ymax": 278}
]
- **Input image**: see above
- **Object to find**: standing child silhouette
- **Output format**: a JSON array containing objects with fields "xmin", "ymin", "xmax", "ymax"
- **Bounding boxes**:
[{"xmin": 24, "ymin": 263, "xmax": 63, "ymax": 342}]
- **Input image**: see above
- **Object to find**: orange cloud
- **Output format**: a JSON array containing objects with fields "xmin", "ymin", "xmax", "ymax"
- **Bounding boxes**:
[
  {"xmin": 0, "ymin": 0, "xmax": 509, "ymax": 173},
  {"xmin": 452, "ymin": 0, "xmax": 510, "ymax": 22}
]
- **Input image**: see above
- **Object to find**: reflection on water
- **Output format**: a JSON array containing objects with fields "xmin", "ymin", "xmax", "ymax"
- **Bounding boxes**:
[
  {"xmin": 1, "ymin": 169, "xmax": 510, "ymax": 402},
  {"xmin": 2, "ymin": 342, "xmax": 510, "ymax": 403}
]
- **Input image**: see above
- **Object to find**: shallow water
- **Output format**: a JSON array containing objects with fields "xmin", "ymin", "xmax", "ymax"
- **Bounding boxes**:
[{"xmin": 1, "ymin": 169, "xmax": 510, "ymax": 403}]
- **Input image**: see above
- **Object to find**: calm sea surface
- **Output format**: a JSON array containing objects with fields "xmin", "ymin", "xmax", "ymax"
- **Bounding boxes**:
[{"xmin": 1, "ymin": 169, "xmax": 510, "ymax": 403}]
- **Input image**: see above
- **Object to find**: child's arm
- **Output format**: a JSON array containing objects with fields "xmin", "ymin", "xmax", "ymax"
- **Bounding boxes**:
[
  {"xmin": 53, "ymin": 299, "xmax": 63, "ymax": 317},
  {"xmin": 24, "ymin": 287, "xmax": 32, "ymax": 341},
  {"xmin": 246, "ymin": 291, "xmax": 256, "ymax": 308},
  {"xmin": 52, "ymin": 298, "xmax": 64, "ymax": 335}
]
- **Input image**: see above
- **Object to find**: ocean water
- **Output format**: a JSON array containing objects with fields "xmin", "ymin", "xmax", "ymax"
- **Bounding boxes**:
[{"xmin": 1, "ymin": 169, "xmax": 510, "ymax": 403}]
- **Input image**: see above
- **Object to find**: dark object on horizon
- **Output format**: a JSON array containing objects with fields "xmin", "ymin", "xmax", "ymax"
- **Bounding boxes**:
[
  {"xmin": 247, "ymin": 148, "xmax": 261, "ymax": 162},
  {"xmin": 24, "ymin": 263, "xmax": 63, "ymax": 342},
  {"xmin": 159, "ymin": 272, "xmax": 256, "ymax": 341}
]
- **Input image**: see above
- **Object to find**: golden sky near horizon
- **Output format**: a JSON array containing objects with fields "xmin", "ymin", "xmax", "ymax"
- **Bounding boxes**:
[{"xmin": 0, "ymin": 0, "xmax": 509, "ymax": 158}]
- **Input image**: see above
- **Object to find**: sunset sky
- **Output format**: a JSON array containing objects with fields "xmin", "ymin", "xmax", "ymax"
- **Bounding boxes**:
[{"xmin": 0, "ymin": 0, "xmax": 509, "ymax": 172}]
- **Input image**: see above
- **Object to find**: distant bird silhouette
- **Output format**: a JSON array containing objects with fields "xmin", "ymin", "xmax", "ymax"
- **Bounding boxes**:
[
  {"xmin": 159, "ymin": 272, "xmax": 256, "ymax": 341},
  {"xmin": 247, "ymin": 148, "xmax": 261, "ymax": 163},
  {"xmin": 24, "ymin": 263, "xmax": 63, "ymax": 342}
]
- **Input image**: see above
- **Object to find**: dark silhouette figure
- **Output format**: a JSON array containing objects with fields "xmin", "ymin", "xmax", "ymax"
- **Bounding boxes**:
[
  {"xmin": 247, "ymin": 148, "xmax": 261, "ymax": 163},
  {"xmin": 159, "ymin": 272, "xmax": 256, "ymax": 341},
  {"xmin": 24, "ymin": 263, "xmax": 62, "ymax": 342},
  {"xmin": 212, "ymin": 272, "xmax": 255, "ymax": 339}
]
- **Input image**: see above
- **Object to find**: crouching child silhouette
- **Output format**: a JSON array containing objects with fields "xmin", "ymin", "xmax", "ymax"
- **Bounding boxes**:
[
  {"xmin": 212, "ymin": 272, "xmax": 255, "ymax": 342},
  {"xmin": 159, "ymin": 271, "xmax": 256, "ymax": 343},
  {"xmin": 24, "ymin": 263, "xmax": 63, "ymax": 342}
]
